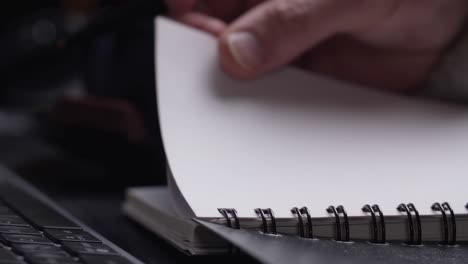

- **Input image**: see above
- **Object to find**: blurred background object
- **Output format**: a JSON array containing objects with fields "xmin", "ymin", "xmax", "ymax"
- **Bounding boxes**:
[
  {"xmin": 0, "ymin": 3, "xmax": 263, "ymax": 262},
  {"xmin": 0, "ymin": 0, "xmax": 168, "ymax": 187}
]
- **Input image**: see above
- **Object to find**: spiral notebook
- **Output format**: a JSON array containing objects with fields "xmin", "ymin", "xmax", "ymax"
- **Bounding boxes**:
[{"xmin": 123, "ymin": 17, "xmax": 468, "ymax": 255}]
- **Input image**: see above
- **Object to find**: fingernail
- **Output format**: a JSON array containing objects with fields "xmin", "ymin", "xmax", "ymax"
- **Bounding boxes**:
[{"xmin": 226, "ymin": 32, "xmax": 263, "ymax": 70}]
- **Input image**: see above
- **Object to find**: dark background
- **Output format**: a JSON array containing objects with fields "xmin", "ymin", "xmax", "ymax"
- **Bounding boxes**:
[
  {"xmin": 0, "ymin": 1, "xmax": 257, "ymax": 263},
  {"xmin": 1, "ymin": 0, "xmax": 166, "ymax": 186}
]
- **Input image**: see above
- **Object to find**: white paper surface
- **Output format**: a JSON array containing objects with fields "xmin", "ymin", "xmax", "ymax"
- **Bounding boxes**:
[{"xmin": 156, "ymin": 17, "xmax": 468, "ymax": 219}]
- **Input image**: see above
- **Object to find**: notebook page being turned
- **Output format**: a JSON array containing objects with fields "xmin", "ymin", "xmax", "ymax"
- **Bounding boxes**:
[{"xmin": 156, "ymin": 17, "xmax": 468, "ymax": 219}]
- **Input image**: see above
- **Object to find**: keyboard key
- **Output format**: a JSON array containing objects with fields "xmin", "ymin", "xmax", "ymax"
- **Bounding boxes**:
[
  {"xmin": 22, "ymin": 249, "xmax": 75, "ymax": 264},
  {"xmin": 2, "ymin": 234, "xmax": 53, "ymax": 245},
  {"xmin": 24, "ymin": 258, "xmax": 76, "ymax": 264},
  {"xmin": 23, "ymin": 255, "xmax": 77, "ymax": 264},
  {"xmin": 0, "ymin": 247, "xmax": 20, "ymax": 263},
  {"xmin": 0, "ymin": 216, "xmax": 30, "ymax": 227},
  {"xmin": 11, "ymin": 244, "xmax": 75, "ymax": 264},
  {"xmin": 81, "ymin": 255, "xmax": 133, "ymax": 264},
  {"xmin": 0, "ymin": 205, "xmax": 17, "ymax": 216},
  {"xmin": 0, "ymin": 184, "xmax": 81, "ymax": 230},
  {"xmin": 0, "ymin": 260, "xmax": 24, "ymax": 264},
  {"xmin": 0, "ymin": 226, "xmax": 41, "ymax": 236},
  {"xmin": 62, "ymin": 242, "xmax": 118, "ymax": 256},
  {"xmin": 11, "ymin": 244, "xmax": 64, "ymax": 255},
  {"xmin": 24, "ymin": 251, "xmax": 70, "ymax": 258},
  {"xmin": 0, "ymin": 184, "xmax": 136, "ymax": 263},
  {"xmin": 0, "ymin": 258, "xmax": 23, "ymax": 263},
  {"xmin": 44, "ymin": 229, "xmax": 100, "ymax": 243}
]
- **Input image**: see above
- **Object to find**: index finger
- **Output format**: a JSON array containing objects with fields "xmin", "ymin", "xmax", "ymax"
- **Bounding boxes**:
[{"xmin": 165, "ymin": 0, "xmax": 197, "ymax": 14}]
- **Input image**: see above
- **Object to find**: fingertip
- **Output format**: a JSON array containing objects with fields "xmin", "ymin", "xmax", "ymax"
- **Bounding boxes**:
[
  {"xmin": 176, "ymin": 12, "xmax": 227, "ymax": 36},
  {"xmin": 218, "ymin": 32, "xmax": 263, "ymax": 80}
]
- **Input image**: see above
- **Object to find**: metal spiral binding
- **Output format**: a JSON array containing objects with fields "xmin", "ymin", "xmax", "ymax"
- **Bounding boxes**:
[
  {"xmin": 443, "ymin": 203, "xmax": 457, "ymax": 246},
  {"xmin": 372, "ymin": 205, "xmax": 386, "ymax": 244},
  {"xmin": 362, "ymin": 204, "xmax": 387, "ymax": 244},
  {"xmin": 291, "ymin": 207, "xmax": 315, "ymax": 239},
  {"xmin": 217, "ymin": 208, "xmax": 240, "ymax": 229},
  {"xmin": 431, "ymin": 203, "xmax": 448, "ymax": 245},
  {"xmin": 254, "ymin": 208, "xmax": 277, "ymax": 235},
  {"xmin": 327, "ymin": 205, "xmax": 350, "ymax": 242},
  {"xmin": 336, "ymin": 206, "xmax": 350, "ymax": 242},
  {"xmin": 407, "ymin": 203, "xmax": 422, "ymax": 245},
  {"xmin": 362, "ymin": 205, "xmax": 377, "ymax": 244},
  {"xmin": 326, "ymin": 206, "xmax": 341, "ymax": 241},
  {"xmin": 397, "ymin": 203, "xmax": 422, "ymax": 245},
  {"xmin": 220, "ymin": 202, "xmax": 463, "ymax": 247},
  {"xmin": 217, "ymin": 208, "xmax": 241, "ymax": 254},
  {"xmin": 431, "ymin": 202, "xmax": 457, "ymax": 246},
  {"xmin": 291, "ymin": 207, "xmax": 305, "ymax": 238},
  {"xmin": 300, "ymin": 207, "xmax": 314, "ymax": 239}
]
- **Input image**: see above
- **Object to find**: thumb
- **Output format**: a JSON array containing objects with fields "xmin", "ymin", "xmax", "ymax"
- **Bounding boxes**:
[{"xmin": 218, "ymin": 0, "xmax": 399, "ymax": 79}]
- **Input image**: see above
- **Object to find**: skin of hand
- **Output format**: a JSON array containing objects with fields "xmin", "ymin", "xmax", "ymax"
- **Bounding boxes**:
[{"xmin": 165, "ymin": 0, "xmax": 468, "ymax": 92}]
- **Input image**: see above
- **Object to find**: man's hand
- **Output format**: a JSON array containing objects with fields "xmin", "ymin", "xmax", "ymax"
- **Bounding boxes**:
[{"xmin": 166, "ymin": 0, "xmax": 468, "ymax": 91}]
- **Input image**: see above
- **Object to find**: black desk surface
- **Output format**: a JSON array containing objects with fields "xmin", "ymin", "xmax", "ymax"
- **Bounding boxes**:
[
  {"xmin": 36, "ymin": 183, "xmax": 258, "ymax": 264},
  {"xmin": 0, "ymin": 111, "xmax": 258, "ymax": 264}
]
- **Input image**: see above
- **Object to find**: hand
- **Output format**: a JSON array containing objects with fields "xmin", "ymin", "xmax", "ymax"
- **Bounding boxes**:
[{"xmin": 166, "ymin": 0, "xmax": 468, "ymax": 91}]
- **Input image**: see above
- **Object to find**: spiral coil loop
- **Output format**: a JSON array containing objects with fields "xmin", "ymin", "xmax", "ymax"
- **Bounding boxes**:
[
  {"xmin": 326, "ymin": 206, "xmax": 341, "ymax": 241},
  {"xmin": 291, "ymin": 207, "xmax": 305, "ymax": 238},
  {"xmin": 397, "ymin": 204, "xmax": 414, "ymax": 245},
  {"xmin": 407, "ymin": 203, "xmax": 422, "ymax": 245},
  {"xmin": 397, "ymin": 203, "xmax": 422, "ymax": 245},
  {"xmin": 217, "ymin": 208, "xmax": 241, "ymax": 254},
  {"xmin": 442, "ymin": 203, "xmax": 457, "ymax": 246},
  {"xmin": 300, "ymin": 207, "xmax": 314, "ymax": 239},
  {"xmin": 362, "ymin": 204, "xmax": 378, "ymax": 243},
  {"xmin": 218, "ymin": 208, "xmax": 240, "ymax": 229},
  {"xmin": 431, "ymin": 203, "xmax": 448, "ymax": 245},
  {"xmin": 372, "ymin": 204, "xmax": 386, "ymax": 244},
  {"xmin": 327, "ymin": 205, "xmax": 350, "ymax": 242},
  {"xmin": 432, "ymin": 202, "xmax": 457, "ymax": 246},
  {"xmin": 255, "ymin": 208, "xmax": 277, "ymax": 235},
  {"xmin": 291, "ymin": 207, "xmax": 315, "ymax": 239},
  {"xmin": 336, "ymin": 206, "xmax": 350, "ymax": 242}
]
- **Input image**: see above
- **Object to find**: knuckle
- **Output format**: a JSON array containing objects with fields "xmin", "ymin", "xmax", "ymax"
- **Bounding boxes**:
[
  {"xmin": 267, "ymin": 0, "xmax": 310, "ymax": 23},
  {"xmin": 261, "ymin": 0, "xmax": 312, "ymax": 35}
]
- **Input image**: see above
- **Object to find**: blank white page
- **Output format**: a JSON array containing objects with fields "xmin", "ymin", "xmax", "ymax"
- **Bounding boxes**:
[{"xmin": 156, "ymin": 17, "xmax": 468, "ymax": 219}]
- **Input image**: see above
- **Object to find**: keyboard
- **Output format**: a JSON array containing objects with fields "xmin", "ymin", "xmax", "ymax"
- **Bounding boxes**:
[{"xmin": 0, "ymin": 183, "xmax": 140, "ymax": 264}]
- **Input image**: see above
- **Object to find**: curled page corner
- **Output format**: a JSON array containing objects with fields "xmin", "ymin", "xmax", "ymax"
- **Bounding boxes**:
[{"xmin": 156, "ymin": 17, "xmax": 468, "ymax": 219}]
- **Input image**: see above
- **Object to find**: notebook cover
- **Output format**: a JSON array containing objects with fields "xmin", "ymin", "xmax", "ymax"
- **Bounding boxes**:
[{"xmin": 196, "ymin": 219, "xmax": 468, "ymax": 264}]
